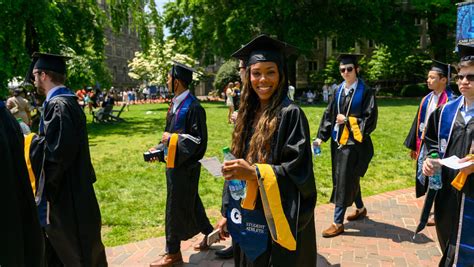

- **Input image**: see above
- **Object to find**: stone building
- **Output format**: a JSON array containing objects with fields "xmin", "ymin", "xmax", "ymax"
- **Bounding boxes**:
[{"xmin": 98, "ymin": 0, "xmax": 141, "ymax": 90}]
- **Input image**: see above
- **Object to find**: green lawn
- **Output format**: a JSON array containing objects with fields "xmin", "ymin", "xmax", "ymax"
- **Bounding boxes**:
[{"xmin": 88, "ymin": 98, "xmax": 420, "ymax": 246}]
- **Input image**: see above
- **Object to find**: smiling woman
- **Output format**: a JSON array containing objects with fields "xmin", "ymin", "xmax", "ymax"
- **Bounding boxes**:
[{"xmin": 219, "ymin": 34, "xmax": 317, "ymax": 267}]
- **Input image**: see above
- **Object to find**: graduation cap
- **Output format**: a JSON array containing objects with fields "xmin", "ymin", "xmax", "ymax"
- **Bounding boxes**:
[
  {"xmin": 430, "ymin": 60, "xmax": 451, "ymax": 77},
  {"xmin": 169, "ymin": 61, "xmax": 197, "ymax": 86},
  {"xmin": 32, "ymin": 52, "xmax": 71, "ymax": 74},
  {"xmin": 458, "ymin": 44, "xmax": 474, "ymax": 62},
  {"xmin": 231, "ymin": 34, "xmax": 297, "ymax": 66},
  {"xmin": 24, "ymin": 52, "xmax": 71, "ymax": 84},
  {"xmin": 337, "ymin": 53, "xmax": 364, "ymax": 66}
]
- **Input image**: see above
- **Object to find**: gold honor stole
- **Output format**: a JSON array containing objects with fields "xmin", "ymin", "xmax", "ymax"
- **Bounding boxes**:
[
  {"xmin": 24, "ymin": 133, "xmax": 37, "ymax": 195},
  {"xmin": 451, "ymin": 154, "xmax": 474, "ymax": 191},
  {"xmin": 241, "ymin": 164, "xmax": 297, "ymax": 251},
  {"xmin": 166, "ymin": 133, "xmax": 179, "ymax": 168},
  {"xmin": 339, "ymin": 116, "xmax": 363, "ymax": 145}
]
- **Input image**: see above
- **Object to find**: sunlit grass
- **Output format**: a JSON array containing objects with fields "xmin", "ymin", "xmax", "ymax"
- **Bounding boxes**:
[{"xmin": 88, "ymin": 98, "xmax": 420, "ymax": 246}]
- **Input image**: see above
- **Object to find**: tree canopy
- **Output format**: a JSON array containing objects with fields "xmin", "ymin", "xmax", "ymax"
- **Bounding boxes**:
[{"xmin": 0, "ymin": 0, "xmax": 164, "ymax": 98}]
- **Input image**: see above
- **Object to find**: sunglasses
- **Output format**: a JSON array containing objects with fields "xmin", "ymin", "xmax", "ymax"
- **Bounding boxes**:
[
  {"xmin": 456, "ymin": 74, "xmax": 474, "ymax": 82},
  {"xmin": 340, "ymin": 66, "xmax": 354, "ymax": 73}
]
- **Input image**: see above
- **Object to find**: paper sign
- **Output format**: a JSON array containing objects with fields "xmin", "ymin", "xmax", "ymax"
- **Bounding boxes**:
[
  {"xmin": 440, "ymin": 155, "xmax": 474, "ymax": 170},
  {"xmin": 199, "ymin": 157, "xmax": 223, "ymax": 177}
]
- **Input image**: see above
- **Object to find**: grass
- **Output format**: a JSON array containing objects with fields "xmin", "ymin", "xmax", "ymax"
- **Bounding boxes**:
[{"xmin": 88, "ymin": 98, "xmax": 421, "ymax": 246}]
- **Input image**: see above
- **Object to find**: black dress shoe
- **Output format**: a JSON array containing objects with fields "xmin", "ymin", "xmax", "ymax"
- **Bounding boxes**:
[{"xmin": 215, "ymin": 245, "xmax": 233, "ymax": 259}]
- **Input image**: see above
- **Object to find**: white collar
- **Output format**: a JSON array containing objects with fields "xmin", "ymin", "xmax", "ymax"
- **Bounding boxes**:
[
  {"xmin": 343, "ymin": 79, "xmax": 358, "ymax": 95},
  {"xmin": 46, "ymin": 85, "xmax": 66, "ymax": 101},
  {"xmin": 172, "ymin": 90, "xmax": 190, "ymax": 112}
]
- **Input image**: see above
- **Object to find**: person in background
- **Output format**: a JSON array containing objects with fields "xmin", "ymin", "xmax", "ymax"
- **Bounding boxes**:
[
  {"xmin": 28, "ymin": 52, "xmax": 107, "ymax": 266},
  {"xmin": 288, "ymin": 82, "xmax": 295, "ymax": 101},
  {"xmin": 0, "ymin": 97, "xmax": 44, "ymax": 266},
  {"xmin": 7, "ymin": 88, "xmax": 32, "ymax": 126},
  {"xmin": 221, "ymin": 34, "xmax": 317, "ymax": 267},
  {"xmin": 233, "ymin": 81, "xmax": 241, "ymax": 110},
  {"xmin": 404, "ymin": 60, "xmax": 455, "ymax": 226},
  {"xmin": 226, "ymin": 81, "xmax": 236, "ymax": 123},
  {"xmin": 322, "ymin": 83, "xmax": 329, "ymax": 103},
  {"xmin": 315, "ymin": 53, "xmax": 378, "ymax": 238},
  {"xmin": 422, "ymin": 44, "xmax": 474, "ymax": 266},
  {"xmin": 148, "ymin": 62, "xmax": 214, "ymax": 267}
]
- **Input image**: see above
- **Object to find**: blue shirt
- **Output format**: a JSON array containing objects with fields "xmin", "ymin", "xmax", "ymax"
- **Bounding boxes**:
[{"xmin": 460, "ymin": 100, "xmax": 474, "ymax": 124}]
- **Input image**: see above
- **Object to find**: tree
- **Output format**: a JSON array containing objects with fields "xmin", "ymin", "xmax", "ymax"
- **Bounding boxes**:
[
  {"xmin": 213, "ymin": 59, "xmax": 239, "ymax": 92},
  {"xmin": 0, "ymin": 0, "xmax": 165, "ymax": 98},
  {"xmin": 128, "ymin": 39, "xmax": 197, "ymax": 86},
  {"xmin": 366, "ymin": 45, "xmax": 393, "ymax": 82},
  {"xmin": 411, "ymin": 0, "xmax": 459, "ymax": 61}
]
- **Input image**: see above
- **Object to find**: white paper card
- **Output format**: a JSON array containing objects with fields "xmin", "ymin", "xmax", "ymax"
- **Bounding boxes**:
[
  {"xmin": 199, "ymin": 157, "xmax": 223, "ymax": 177},
  {"xmin": 440, "ymin": 155, "xmax": 473, "ymax": 170}
]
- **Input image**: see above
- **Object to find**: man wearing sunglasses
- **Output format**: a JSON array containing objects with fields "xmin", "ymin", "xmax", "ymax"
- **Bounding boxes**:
[
  {"xmin": 315, "ymin": 53, "xmax": 378, "ymax": 238},
  {"xmin": 404, "ymin": 60, "xmax": 456, "ymax": 227},
  {"xmin": 421, "ymin": 44, "xmax": 474, "ymax": 266}
]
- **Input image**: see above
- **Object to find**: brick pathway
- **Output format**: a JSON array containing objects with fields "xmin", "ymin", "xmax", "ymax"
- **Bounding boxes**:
[{"xmin": 106, "ymin": 188, "xmax": 441, "ymax": 266}]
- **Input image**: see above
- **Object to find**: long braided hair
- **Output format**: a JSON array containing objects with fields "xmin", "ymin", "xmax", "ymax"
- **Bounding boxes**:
[{"xmin": 231, "ymin": 62, "xmax": 288, "ymax": 163}]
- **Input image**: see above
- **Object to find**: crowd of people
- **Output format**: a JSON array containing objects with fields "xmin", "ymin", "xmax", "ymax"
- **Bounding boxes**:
[{"xmin": 2, "ymin": 32, "xmax": 473, "ymax": 267}]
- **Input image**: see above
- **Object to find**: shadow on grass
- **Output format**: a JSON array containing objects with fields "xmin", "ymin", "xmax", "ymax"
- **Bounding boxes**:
[
  {"xmin": 343, "ymin": 217, "xmax": 433, "ymax": 244},
  {"xmin": 87, "ymin": 116, "xmax": 164, "ymax": 138}
]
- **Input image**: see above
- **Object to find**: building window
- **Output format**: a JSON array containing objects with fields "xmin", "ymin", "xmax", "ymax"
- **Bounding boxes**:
[
  {"xmin": 308, "ymin": 61, "xmax": 319, "ymax": 72},
  {"xmin": 315, "ymin": 38, "xmax": 319, "ymax": 50},
  {"xmin": 116, "ymin": 45, "xmax": 122, "ymax": 57},
  {"xmin": 368, "ymin": 39, "xmax": 375, "ymax": 48}
]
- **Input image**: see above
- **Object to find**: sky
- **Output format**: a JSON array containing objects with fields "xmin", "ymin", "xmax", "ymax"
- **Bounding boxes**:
[{"xmin": 154, "ymin": 0, "xmax": 169, "ymax": 13}]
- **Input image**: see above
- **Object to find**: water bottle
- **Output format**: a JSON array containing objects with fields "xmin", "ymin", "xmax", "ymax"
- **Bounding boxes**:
[
  {"xmin": 312, "ymin": 139, "xmax": 321, "ymax": 156},
  {"xmin": 428, "ymin": 153, "xmax": 442, "ymax": 190},
  {"xmin": 16, "ymin": 118, "xmax": 31, "ymax": 135},
  {"xmin": 222, "ymin": 147, "xmax": 246, "ymax": 199}
]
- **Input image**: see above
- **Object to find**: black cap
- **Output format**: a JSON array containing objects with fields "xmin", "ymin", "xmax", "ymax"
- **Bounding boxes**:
[
  {"xmin": 231, "ymin": 34, "xmax": 297, "ymax": 66},
  {"xmin": 430, "ymin": 60, "xmax": 451, "ymax": 76},
  {"xmin": 32, "ymin": 52, "xmax": 71, "ymax": 74},
  {"xmin": 337, "ymin": 53, "xmax": 364, "ymax": 66},
  {"xmin": 457, "ymin": 44, "xmax": 474, "ymax": 62},
  {"xmin": 169, "ymin": 61, "xmax": 197, "ymax": 86}
]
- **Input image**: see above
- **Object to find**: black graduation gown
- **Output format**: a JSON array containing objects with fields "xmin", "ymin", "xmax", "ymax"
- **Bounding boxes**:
[
  {"xmin": 317, "ymin": 81, "xmax": 378, "ymax": 207},
  {"xmin": 233, "ymin": 103, "xmax": 317, "ymax": 267},
  {"xmin": 164, "ymin": 98, "xmax": 213, "ymax": 242},
  {"xmin": 0, "ymin": 104, "xmax": 44, "ymax": 266},
  {"xmin": 32, "ymin": 95, "xmax": 107, "ymax": 266},
  {"xmin": 423, "ymin": 107, "xmax": 474, "ymax": 266},
  {"xmin": 404, "ymin": 110, "xmax": 429, "ymax": 197}
]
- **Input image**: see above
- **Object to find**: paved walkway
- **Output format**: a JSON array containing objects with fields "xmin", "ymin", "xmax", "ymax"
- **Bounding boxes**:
[{"xmin": 106, "ymin": 188, "xmax": 441, "ymax": 266}]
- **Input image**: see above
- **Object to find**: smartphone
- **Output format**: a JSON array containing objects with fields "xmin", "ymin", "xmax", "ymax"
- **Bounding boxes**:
[{"xmin": 206, "ymin": 229, "xmax": 221, "ymax": 246}]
